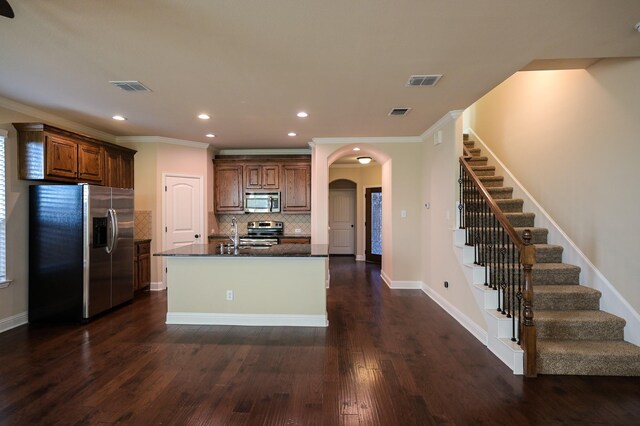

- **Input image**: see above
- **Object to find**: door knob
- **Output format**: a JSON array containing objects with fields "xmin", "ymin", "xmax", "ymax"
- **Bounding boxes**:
[
  {"xmin": 351, "ymin": 224, "xmax": 354, "ymax": 228},
  {"xmin": 195, "ymin": 234, "xmax": 201, "ymax": 238}
]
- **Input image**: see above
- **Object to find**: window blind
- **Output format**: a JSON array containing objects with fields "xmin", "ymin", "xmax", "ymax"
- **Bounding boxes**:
[{"xmin": 0, "ymin": 136, "xmax": 5, "ymax": 281}]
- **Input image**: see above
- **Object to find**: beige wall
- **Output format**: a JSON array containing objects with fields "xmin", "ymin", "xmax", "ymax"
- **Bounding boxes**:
[
  {"xmin": 421, "ymin": 115, "xmax": 486, "ymax": 328},
  {"xmin": 468, "ymin": 58, "xmax": 640, "ymax": 313},
  {"xmin": 329, "ymin": 164, "xmax": 382, "ymax": 258},
  {"xmin": 120, "ymin": 140, "xmax": 213, "ymax": 287}
]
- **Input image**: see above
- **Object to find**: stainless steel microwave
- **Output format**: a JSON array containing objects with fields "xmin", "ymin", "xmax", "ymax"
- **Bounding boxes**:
[{"xmin": 244, "ymin": 192, "xmax": 280, "ymax": 213}]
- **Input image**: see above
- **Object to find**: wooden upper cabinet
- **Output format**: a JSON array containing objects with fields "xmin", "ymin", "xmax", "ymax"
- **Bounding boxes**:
[
  {"xmin": 45, "ymin": 134, "xmax": 77, "ymax": 180},
  {"xmin": 214, "ymin": 164, "xmax": 244, "ymax": 213},
  {"xmin": 105, "ymin": 147, "xmax": 135, "ymax": 189},
  {"xmin": 14, "ymin": 123, "xmax": 135, "ymax": 188},
  {"xmin": 244, "ymin": 164, "xmax": 280, "ymax": 190},
  {"xmin": 282, "ymin": 163, "xmax": 311, "ymax": 212},
  {"xmin": 77, "ymin": 142, "xmax": 104, "ymax": 184}
]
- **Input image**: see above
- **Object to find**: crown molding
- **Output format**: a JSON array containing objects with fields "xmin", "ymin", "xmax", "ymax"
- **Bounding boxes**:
[
  {"xmin": 420, "ymin": 110, "xmax": 463, "ymax": 141},
  {"xmin": 311, "ymin": 136, "xmax": 423, "ymax": 145},
  {"xmin": 0, "ymin": 96, "xmax": 117, "ymax": 143},
  {"xmin": 116, "ymin": 136, "xmax": 209, "ymax": 149},
  {"xmin": 216, "ymin": 148, "xmax": 311, "ymax": 156}
]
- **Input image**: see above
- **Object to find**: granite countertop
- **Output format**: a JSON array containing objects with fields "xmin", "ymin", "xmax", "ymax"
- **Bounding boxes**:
[{"xmin": 155, "ymin": 243, "xmax": 328, "ymax": 258}]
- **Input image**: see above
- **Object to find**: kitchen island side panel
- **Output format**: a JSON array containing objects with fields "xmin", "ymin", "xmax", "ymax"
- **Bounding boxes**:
[{"xmin": 166, "ymin": 256, "xmax": 327, "ymax": 326}]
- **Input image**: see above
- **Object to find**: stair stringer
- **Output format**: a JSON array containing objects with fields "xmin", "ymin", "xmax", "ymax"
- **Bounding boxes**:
[
  {"xmin": 466, "ymin": 128, "xmax": 640, "ymax": 346},
  {"xmin": 453, "ymin": 228, "xmax": 524, "ymax": 375}
]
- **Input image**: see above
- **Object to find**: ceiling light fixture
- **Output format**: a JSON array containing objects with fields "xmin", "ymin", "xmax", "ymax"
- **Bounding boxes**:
[
  {"xmin": 206, "ymin": 133, "xmax": 216, "ymax": 138},
  {"xmin": 112, "ymin": 115, "xmax": 126, "ymax": 121},
  {"xmin": 198, "ymin": 114, "xmax": 210, "ymax": 120},
  {"xmin": 296, "ymin": 111, "xmax": 309, "ymax": 118},
  {"xmin": 352, "ymin": 147, "xmax": 361, "ymax": 151},
  {"xmin": 357, "ymin": 156, "xmax": 372, "ymax": 165},
  {"xmin": 288, "ymin": 132, "xmax": 297, "ymax": 137}
]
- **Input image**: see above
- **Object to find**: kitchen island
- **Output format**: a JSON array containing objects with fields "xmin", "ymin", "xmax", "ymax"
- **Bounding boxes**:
[{"xmin": 155, "ymin": 244, "xmax": 329, "ymax": 327}]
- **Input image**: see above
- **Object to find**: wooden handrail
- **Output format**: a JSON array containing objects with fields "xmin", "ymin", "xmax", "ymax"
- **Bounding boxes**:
[{"xmin": 459, "ymin": 153, "xmax": 537, "ymax": 377}]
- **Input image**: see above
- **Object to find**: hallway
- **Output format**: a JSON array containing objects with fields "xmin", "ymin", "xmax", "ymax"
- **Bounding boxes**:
[{"xmin": 0, "ymin": 257, "xmax": 638, "ymax": 424}]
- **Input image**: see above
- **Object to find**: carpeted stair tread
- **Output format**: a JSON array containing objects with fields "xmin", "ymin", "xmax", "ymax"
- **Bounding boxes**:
[
  {"xmin": 468, "ymin": 147, "xmax": 481, "ymax": 156},
  {"xmin": 470, "ymin": 165, "xmax": 496, "ymax": 176},
  {"xmin": 467, "ymin": 156, "xmax": 488, "ymax": 166},
  {"xmin": 478, "ymin": 175, "xmax": 504, "ymax": 187},
  {"xmin": 504, "ymin": 212, "xmax": 535, "ymax": 227},
  {"xmin": 487, "ymin": 186, "xmax": 513, "ymax": 199},
  {"xmin": 534, "ymin": 285, "xmax": 601, "ymax": 310},
  {"xmin": 535, "ymin": 310, "xmax": 625, "ymax": 340},
  {"xmin": 495, "ymin": 198, "xmax": 524, "ymax": 212},
  {"xmin": 533, "ymin": 244, "xmax": 564, "ymax": 263},
  {"xmin": 532, "ymin": 263, "xmax": 581, "ymax": 285},
  {"xmin": 514, "ymin": 227, "xmax": 548, "ymax": 244},
  {"xmin": 537, "ymin": 339, "xmax": 640, "ymax": 376}
]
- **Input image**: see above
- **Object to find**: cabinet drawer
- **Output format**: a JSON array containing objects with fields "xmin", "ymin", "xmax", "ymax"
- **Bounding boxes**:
[{"xmin": 136, "ymin": 241, "xmax": 150, "ymax": 255}]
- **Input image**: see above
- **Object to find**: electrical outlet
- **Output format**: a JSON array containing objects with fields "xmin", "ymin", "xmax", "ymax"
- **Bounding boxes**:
[
  {"xmin": 294, "ymin": 228, "xmax": 302, "ymax": 233},
  {"xmin": 226, "ymin": 290, "xmax": 234, "ymax": 301}
]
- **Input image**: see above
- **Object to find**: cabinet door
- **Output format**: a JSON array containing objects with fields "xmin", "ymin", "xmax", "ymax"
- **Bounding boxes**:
[
  {"xmin": 133, "ymin": 257, "xmax": 140, "ymax": 290},
  {"xmin": 45, "ymin": 134, "xmax": 77, "ymax": 179},
  {"xmin": 138, "ymin": 253, "xmax": 150, "ymax": 289},
  {"xmin": 262, "ymin": 165, "xmax": 280, "ymax": 189},
  {"xmin": 282, "ymin": 164, "xmax": 311, "ymax": 212},
  {"xmin": 78, "ymin": 142, "xmax": 104, "ymax": 184},
  {"xmin": 120, "ymin": 152, "xmax": 135, "ymax": 189},
  {"xmin": 244, "ymin": 165, "xmax": 262, "ymax": 189},
  {"xmin": 279, "ymin": 237, "xmax": 310, "ymax": 244},
  {"xmin": 104, "ymin": 149, "xmax": 121, "ymax": 187},
  {"xmin": 214, "ymin": 164, "xmax": 244, "ymax": 213}
]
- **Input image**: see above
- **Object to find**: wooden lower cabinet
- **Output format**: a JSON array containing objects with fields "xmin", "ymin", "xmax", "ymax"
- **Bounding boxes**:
[{"xmin": 134, "ymin": 240, "xmax": 151, "ymax": 292}]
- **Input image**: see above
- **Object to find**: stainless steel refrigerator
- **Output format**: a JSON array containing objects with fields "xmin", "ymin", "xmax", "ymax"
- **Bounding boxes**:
[{"xmin": 29, "ymin": 184, "xmax": 134, "ymax": 321}]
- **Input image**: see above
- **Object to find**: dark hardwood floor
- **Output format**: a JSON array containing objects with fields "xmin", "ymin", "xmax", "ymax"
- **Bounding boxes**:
[{"xmin": 1, "ymin": 257, "xmax": 639, "ymax": 425}]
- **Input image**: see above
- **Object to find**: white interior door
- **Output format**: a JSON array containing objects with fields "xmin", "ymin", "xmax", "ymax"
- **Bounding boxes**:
[
  {"xmin": 165, "ymin": 175, "xmax": 204, "ymax": 248},
  {"xmin": 329, "ymin": 189, "xmax": 355, "ymax": 254},
  {"xmin": 164, "ymin": 175, "xmax": 204, "ymax": 284}
]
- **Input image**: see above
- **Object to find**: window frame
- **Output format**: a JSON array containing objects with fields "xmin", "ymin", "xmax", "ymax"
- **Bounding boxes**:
[{"xmin": 0, "ymin": 129, "xmax": 8, "ymax": 287}]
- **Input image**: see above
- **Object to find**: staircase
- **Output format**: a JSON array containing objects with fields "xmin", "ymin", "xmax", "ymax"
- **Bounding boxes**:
[{"xmin": 462, "ymin": 136, "xmax": 640, "ymax": 376}]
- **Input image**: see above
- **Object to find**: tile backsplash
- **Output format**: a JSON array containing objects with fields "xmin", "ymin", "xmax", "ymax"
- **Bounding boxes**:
[
  {"xmin": 134, "ymin": 211, "xmax": 152, "ymax": 240},
  {"xmin": 216, "ymin": 213, "xmax": 311, "ymax": 235}
]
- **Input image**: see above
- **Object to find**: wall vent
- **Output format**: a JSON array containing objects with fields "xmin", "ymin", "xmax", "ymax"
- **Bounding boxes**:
[
  {"xmin": 406, "ymin": 75, "xmax": 442, "ymax": 87},
  {"xmin": 109, "ymin": 80, "xmax": 152, "ymax": 92},
  {"xmin": 388, "ymin": 107, "xmax": 412, "ymax": 116}
]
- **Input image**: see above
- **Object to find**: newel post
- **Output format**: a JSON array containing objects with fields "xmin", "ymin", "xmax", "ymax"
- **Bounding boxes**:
[{"xmin": 521, "ymin": 229, "xmax": 537, "ymax": 377}]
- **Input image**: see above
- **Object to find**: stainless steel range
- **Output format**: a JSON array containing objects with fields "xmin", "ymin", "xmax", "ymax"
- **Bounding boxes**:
[{"xmin": 241, "ymin": 220, "xmax": 284, "ymax": 246}]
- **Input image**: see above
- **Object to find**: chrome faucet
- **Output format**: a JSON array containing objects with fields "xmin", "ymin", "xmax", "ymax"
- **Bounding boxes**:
[{"xmin": 229, "ymin": 216, "xmax": 239, "ymax": 249}]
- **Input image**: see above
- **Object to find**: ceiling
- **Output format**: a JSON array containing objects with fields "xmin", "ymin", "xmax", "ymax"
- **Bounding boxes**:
[{"xmin": 1, "ymin": 1, "xmax": 639, "ymax": 149}]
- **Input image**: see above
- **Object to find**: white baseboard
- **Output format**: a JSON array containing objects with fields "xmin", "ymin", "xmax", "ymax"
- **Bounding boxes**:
[
  {"xmin": 150, "ymin": 281, "xmax": 166, "ymax": 291},
  {"xmin": 166, "ymin": 312, "xmax": 329, "ymax": 327},
  {"xmin": 421, "ymin": 283, "xmax": 488, "ymax": 345},
  {"xmin": 380, "ymin": 270, "xmax": 421, "ymax": 289},
  {"xmin": 468, "ymin": 127, "xmax": 640, "ymax": 346},
  {"xmin": 355, "ymin": 255, "xmax": 365, "ymax": 262},
  {"xmin": 0, "ymin": 311, "xmax": 28, "ymax": 333}
]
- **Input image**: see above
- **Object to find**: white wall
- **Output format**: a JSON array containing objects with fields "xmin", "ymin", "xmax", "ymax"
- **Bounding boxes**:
[{"xmin": 468, "ymin": 58, "xmax": 640, "ymax": 314}]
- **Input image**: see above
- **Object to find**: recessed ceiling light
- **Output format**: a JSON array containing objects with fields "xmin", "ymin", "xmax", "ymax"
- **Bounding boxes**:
[
  {"xmin": 352, "ymin": 147, "xmax": 361, "ymax": 151},
  {"xmin": 296, "ymin": 111, "xmax": 309, "ymax": 118},
  {"xmin": 198, "ymin": 114, "xmax": 210, "ymax": 120},
  {"xmin": 206, "ymin": 133, "xmax": 216, "ymax": 138},
  {"xmin": 288, "ymin": 132, "xmax": 297, "ymax": 137},
  {"xmin": 112, "ymin": 115, "xmax": 126, "ymax": 121}
]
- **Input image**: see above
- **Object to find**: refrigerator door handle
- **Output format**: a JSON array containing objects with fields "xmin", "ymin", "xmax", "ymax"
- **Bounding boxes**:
[{"xmin": 106, "ymin": 208, "xmax": 118, "ymax": 254}]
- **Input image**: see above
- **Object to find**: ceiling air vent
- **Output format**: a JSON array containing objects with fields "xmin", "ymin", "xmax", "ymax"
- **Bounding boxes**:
[
  {"xmin": 109, "ymin": 80, "xmax": 152, "ymax": 92},
  {"xmin": 388, "ymin": 107, "xmax": 412, "ymax": 116},
  {"xmin": 406, "ymin": 74, "xmax": 443, "ymax": 87}
]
